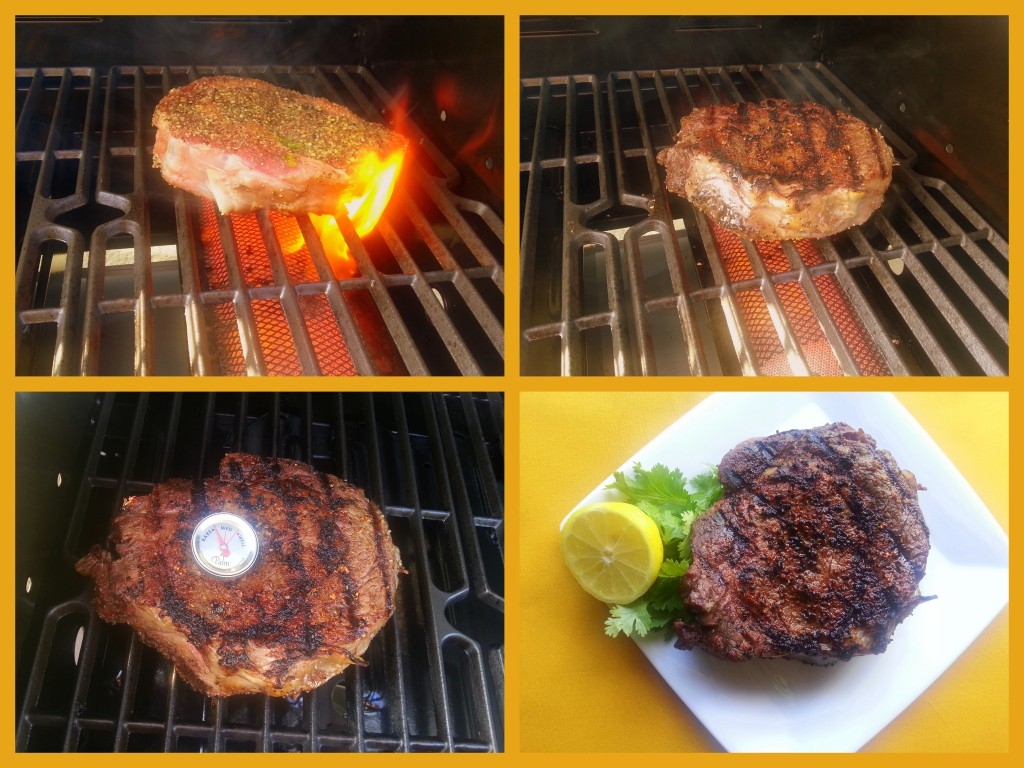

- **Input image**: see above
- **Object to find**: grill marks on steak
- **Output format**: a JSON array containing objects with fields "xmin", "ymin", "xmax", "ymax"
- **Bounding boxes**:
[
  {"xmin": 674, "ymin": 424, "xmax": 930, "ymax": 664},
  {"xmin": 152, "ymin": 76, "xmax": 406, "ymax": 216},
  {"xmin": 75, "ymin": 454, "xmax": 401, "ymax": 697},
  {"xmin": 656, "ymin": 99, "xmax": 895, "ymax": 240}
]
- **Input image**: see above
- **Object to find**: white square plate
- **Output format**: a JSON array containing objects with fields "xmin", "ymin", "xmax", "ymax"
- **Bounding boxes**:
[{"xmin": 570, "ymin": 392, "xmax": 1008, "ymax": 752}]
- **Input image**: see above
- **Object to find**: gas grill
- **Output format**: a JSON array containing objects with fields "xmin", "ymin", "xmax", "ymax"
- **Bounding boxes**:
[
  {"xmin": 520, "ymin": 16, "xmax": 1008, "ymax": 376},
  {"xmin": 16, "ymin": 17, "xmax": 504, "ymax": 376},
  {"xmin": 16, "ymin": 392, "xmax": 505, "ymax": 752}
]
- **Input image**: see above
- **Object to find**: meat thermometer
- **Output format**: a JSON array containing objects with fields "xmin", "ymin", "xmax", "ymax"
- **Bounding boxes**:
[{"xmin": 191, "ymin": 512, "xmax": 259, "ymax": 577}]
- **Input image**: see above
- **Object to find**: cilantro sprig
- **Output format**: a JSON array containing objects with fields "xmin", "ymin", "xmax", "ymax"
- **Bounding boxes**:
[{"xmin": 602, "ymin": 463, "xmax": 723, "ymax": 638}]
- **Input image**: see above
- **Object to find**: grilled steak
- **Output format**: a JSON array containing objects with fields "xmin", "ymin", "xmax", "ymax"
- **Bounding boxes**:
[
  {"xmin": 152, "ymin": 76, "xmax": 406, "ymax": 216},
  {"xmin": 674, "ymin": 423, "xmax": 930, "ymax": 664},
  {"xmin": 75, "ymin": 453, "xmax": 402, "ymax": 697},
  {"xmin": 657, "ymin": 100, "xmax": 895, "ymax": 240}
]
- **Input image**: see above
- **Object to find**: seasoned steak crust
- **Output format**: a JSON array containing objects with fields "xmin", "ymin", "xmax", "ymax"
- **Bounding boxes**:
[
  {"xmin": 674, "ymin": 423, "xmax": 930, "ymax": 664},
  {"xmin": 657, "ymin": 99, "xmax": 895, "ymax": 240},
  {"xmin": 152, "ymin": 76, "xmax": 407, "ymax": 215},
  {"xmin": 75, "ymin": 453, "xmax": 402, "ymax": 697}
]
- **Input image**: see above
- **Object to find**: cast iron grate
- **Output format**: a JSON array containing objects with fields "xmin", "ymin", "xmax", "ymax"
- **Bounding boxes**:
[
  {"xmin": 520, "ymin": 62, "xmax": 1008, "ymax": 375},
  {"xmin": 16, "ymin": 392, "xmax": 504, "ymax": 752},
  {"xmin": 16, "ymin": 65, "xmax": 505, "ymax": 376}
]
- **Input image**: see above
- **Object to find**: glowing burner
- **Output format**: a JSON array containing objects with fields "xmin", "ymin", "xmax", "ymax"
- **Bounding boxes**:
[
  {"xmin": 190, "ymin": 146, "xmax": 408, "ymax": 375},
  {"xmin": 708, "ymin": 221, "xmax": 889, "ymax": 376},
  {"xmin": 197, "ymin": 201, "xmax": 360, "ymax": 376}
]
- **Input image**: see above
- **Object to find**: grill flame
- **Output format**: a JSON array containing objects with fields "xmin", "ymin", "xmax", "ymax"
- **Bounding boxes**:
[{"xmin": 283, "ymin": 147, "xmax": 405, "ymax": 278}]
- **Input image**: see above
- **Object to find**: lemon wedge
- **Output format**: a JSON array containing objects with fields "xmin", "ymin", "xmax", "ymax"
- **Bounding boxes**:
[{"xmin": 560, "ymin": 502, "xmax": 663, "ymax": 604}]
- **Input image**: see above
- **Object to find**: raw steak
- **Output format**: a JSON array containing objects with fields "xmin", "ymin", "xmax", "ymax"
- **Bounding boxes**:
[{"xmin": 152, "ymin": 76, "xmax": 406, "ymax": 215}]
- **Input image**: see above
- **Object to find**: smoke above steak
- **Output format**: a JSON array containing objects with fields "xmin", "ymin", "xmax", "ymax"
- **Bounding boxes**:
[
  {"xmin": 657, "ymin": 100, "xmax": 895, "ymax": 240},
  {"xmin": 674, "ymin": 423, "xmax": 930, "ymax": 664},
  {"xmin": 75, "ymin": 454, "xmax": 402, "ymax": 697},
  {"xmin": 152, "ymin": 76, "xmax": 406, "ymax": 216}
]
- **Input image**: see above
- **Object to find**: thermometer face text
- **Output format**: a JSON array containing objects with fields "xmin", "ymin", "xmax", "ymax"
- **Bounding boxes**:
[{"xmin": 191, "ymin": 513, "xmax": 259, "ymax": 577}]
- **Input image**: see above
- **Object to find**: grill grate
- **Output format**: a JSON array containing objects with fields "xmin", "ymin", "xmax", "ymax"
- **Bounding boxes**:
[
  {"xmin": 520, "ymin": 62, "xmax": 1008, "ymax": 376},
  {"xmin": 16, "ymin": 65, "xmax": 505, "ymax": 376},
  {"xmin": 16, "ymin": 392, "xmax": 504, "ymax": 752}
]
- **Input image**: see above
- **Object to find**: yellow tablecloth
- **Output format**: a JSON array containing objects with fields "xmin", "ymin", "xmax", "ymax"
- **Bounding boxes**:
[{"xmin": 518, "ymin": 391, "xmax": 1008, "ymax": 752}]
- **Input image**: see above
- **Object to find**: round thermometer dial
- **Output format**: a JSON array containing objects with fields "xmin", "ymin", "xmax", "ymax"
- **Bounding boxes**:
[{"xmin": 191, "ymin": 513, "xmax": 259, "ymax": 578}]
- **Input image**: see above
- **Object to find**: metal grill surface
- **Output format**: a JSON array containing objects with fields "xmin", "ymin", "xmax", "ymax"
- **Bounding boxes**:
[
  {"xmin": 16, "ymin": 392, "xmax": 504, "ymax": 752},
  {"xmin": 520, "ymin": 62, "xmax": 1008, "ymax": 376},
  {"xmin": 16, "ymin": 66, "xmax": 505, "ymax": 376}
]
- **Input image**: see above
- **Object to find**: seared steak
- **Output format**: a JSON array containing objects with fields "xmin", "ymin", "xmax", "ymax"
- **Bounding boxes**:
[
  {"xmin": 674, "ymin": 423, "xmax": 930, "ymax": 664},
  {"xmin": 75, "ymin": 453, "xmax": 402, "ymax": 697},
  {"xmin": 152, "ymin": 76, "xmax": 406, "ymax": 215},
  {"xmin": 657, "ymin": 100, "xmax": 895, "ymax": 240}
]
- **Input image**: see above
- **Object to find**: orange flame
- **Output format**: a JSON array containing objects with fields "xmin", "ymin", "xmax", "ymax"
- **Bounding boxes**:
[{"xmin": 282, "ymin": 147, "xmax": 405, "ymax": 278}]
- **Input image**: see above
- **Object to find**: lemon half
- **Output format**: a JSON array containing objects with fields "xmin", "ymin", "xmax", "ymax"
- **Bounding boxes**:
[{"xmin": 560, "ymin": 502, "xmax": 663, "ymax": 604}]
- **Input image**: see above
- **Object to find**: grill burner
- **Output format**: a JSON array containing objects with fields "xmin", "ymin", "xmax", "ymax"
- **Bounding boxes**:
[
  {"xmin": 16, "ymin": 65, "xmax": 505, "ymax": 376},
  {"xmin": 195, "ymin": 202, "xmax": 363, "ymax": 376},
  {"xmin": 16, "ymin": 392, "xmax": 504, "ymax": 752},
  {"xmin": 707, "ymin": 222, "xmax": 889, "ymax": 377},
  {"xmin": 520, "ymin": 62, "xmax": 1008, "ymax": 375}
]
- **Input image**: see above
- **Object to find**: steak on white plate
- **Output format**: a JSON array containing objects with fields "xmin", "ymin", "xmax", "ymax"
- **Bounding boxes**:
[{"xmin": 674, "ymin": 423, "xmax": 931, "ymax": 664}]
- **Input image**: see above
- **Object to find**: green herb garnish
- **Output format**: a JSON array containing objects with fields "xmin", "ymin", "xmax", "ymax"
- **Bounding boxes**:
[{"xmin": 602, "ymin": 463, "xmax": 723, "ymax": 638}]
